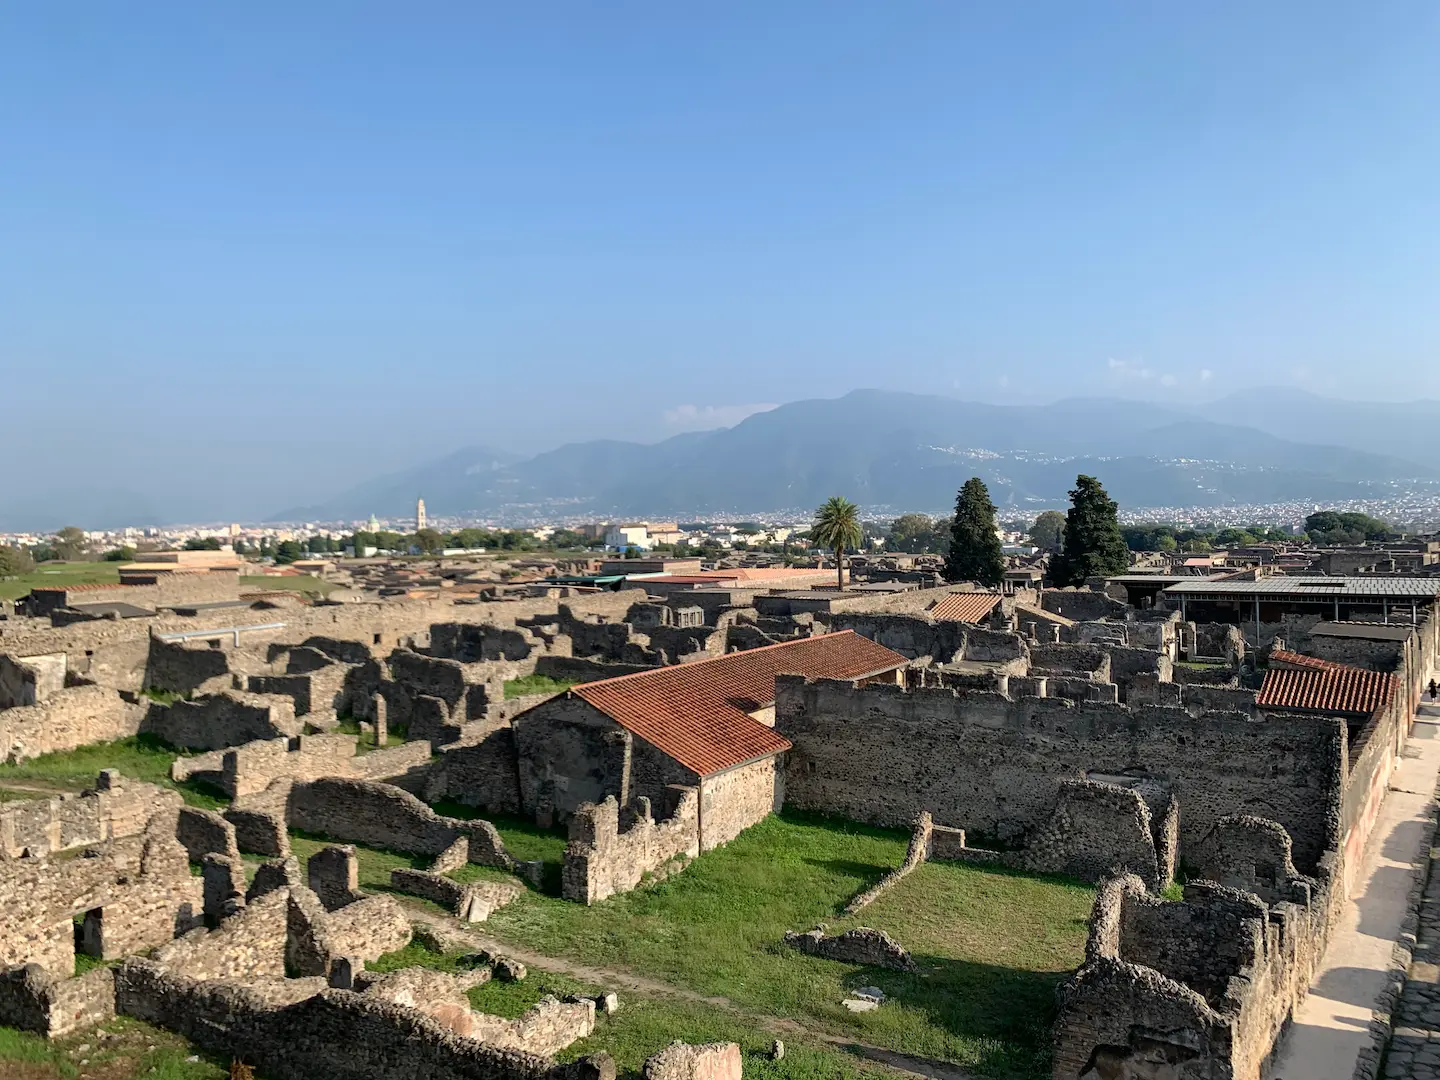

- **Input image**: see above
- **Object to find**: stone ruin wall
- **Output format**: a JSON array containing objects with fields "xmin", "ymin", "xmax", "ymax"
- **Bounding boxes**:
[
  {"xmin": 696, "ymin": 755, "xmax": 783, "ymax": 852},
  {"xmin": 0, "ymin": 683, "xmax": 146, "ymax": 763},
  {"xmin": 776, "ymin": 676, "xmax": 1346, "ymax": 873},
  {"xmin": 112, "ymin": 958, "xmax": 615, "ymax": 1080},
  {"xmin": 0, "ymin": 652, "xmax": 66, "ymax": 707},
  {"xmin": 1, "ymin": 772, "xmax": 181, "ymax": 861},
  {"xmin": 144, "ymin": 690, "xmax": 302, "ymax": 750},
  {"xmin": 171, "ymin": 732, "xmax": 432, "ymax": 799},
  {"xmin": 562, "ymin": 788, "xmax": 700, "ymax": 904},
  {"xmin": 427, "ymin": 727, "xmax": 524, "ymax": 816},
  {"xmin": 1053, "ymin": 862, "xmax": 1340, "ymax": 1080}
]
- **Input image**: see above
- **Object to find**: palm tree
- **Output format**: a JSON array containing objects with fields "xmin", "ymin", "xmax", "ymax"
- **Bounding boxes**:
[{"xmin": 811, "ymin": 496, "xmax": 863, "ymax": 590}]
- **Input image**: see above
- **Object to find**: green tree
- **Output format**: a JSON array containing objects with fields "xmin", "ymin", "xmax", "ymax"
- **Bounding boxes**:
[
  {"xmin": 184, "ymin": 537, "xmax": 223, "ymax": 551},
  {"xmin": 101, "ymin": 547, "xmax": 136, "ymax": 562},
  {"xmin": 374, "ymin": 531, "xmax": 406, "ymax": 552},
  {"xmin": 52, "ymin": 526, "xmax": 87, "ymax": 561},
  {"xmin": 1050, "ymin": 475, "xmax": 1131, "ymax": 586},
  {"xmin": 413, "ymin": 528, "xmax": 445, "ymax": 554},
  {"xmin": 942, "ymin": 478, "xmax": 1006, "ymax": 586},
  {"xmin": 811, "ymin": 496, "xmax": 863, "ymax": 590},
  {"xmin": 1028, "ymin": 510, "xmax": 1066, "ymax": 554},
  {"xmin": 887, "ymin": 513, "xmax": 946, "ymax": 554},
  {"xmin": 0, "ymin": 546, "xmax": 36, "ymax": 577},
  {"xmin": 273, "ymin": 540, "xmax": 303, "ymax": 565},
  {"xmin": 548, "ymin": 528, "xmax": 585, "ymax": 550}
]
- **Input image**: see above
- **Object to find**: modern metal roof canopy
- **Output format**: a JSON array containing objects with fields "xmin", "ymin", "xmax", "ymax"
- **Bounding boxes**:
[{"xmin": 1162, "ymin": 577, "xmax": 1440, "ymax": 600}]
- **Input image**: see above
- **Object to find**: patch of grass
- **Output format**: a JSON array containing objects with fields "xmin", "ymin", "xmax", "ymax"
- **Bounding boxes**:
[
  {"xmin": 139, "ymin": 687, "xmax": 182, "ymax": 705},
  {"xmin": 479, "ymin": 811, "xmax": 1092, "ymax": 1079},
  {"xmin": 0, "ymin": 1015, "xmax": 230, "ymax": 1080},
  {"xmin": 240, "ymin": 574, "xmax": 336, "ymax": 596},
  {"xmin": 286, "ymin": 830, "xmax": 430, "ymax": 894},
  {"xmin": 332, "ymin": 717, "xmax": 404, "ymax": 752},
  {"xmin": 503, "ymin": 674, "xmax": 579, "ymax": 700},
  {"xmin": 430, "ymin": 804, "xmax": 568, "ymax": 893},
  {"xmin": 0, "ymin": 561, "xmax": 120, "ymax": 602},
  {"xmin": 0, "ymin": 735, "xmax": 229, "ymax": 810},
  {"xmin": 368, "ymin": 940, "xmax": 891, "ymax": 1080}
]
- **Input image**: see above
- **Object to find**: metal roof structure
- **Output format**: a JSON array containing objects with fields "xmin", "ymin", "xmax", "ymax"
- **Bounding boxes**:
[
  {"xmin": 1308, "ymin": 621, "xmax": 1416, "ymax": 641},
  {"xmin": 1162, "ymin": 577, "xmax": 1440, "ymax": 600}
]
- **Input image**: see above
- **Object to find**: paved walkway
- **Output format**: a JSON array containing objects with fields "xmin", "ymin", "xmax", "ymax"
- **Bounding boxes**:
[{"xmin": 1273, "ymin": 700, "xmax": 1440, "ymax": 1080}]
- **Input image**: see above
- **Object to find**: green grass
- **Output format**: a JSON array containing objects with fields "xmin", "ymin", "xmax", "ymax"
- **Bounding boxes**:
[
  {"xmin": 332, "ymin": 716, "xmax": 405, "ymax": 752},
  {"xmin": 0, "ymin": 561, "xmax": 121, "ymax": 601},
  {"xmin": 476, "ymin": 811, "xmax": 1092, "ymax": 1079},
  {"xmin": 0, "ymin": 735, "xmax": 228, "ymax": 810},
  {"xmin": 286, "ymin": 830, "xmax": 431, "ymax": 893},
  {"xmin": 503, "ymin": 674, "xmax": 580, "ymax": 699},
  {"xmin": 0, "ymin": 1015, "xmax": 231, "ymax": 1080},
  {"xmin": 240, "ymin": 574, "xmax": 336, "ymax": 596},
  {"xmin": 369, "ymin": 939, "xmax": 891, "ymax": 1080}
]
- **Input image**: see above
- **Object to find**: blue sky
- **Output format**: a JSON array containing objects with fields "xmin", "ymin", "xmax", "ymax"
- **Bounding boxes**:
[{"xmin": 3, "ymin": 3, "xmax": 1439, "ymax": 524}]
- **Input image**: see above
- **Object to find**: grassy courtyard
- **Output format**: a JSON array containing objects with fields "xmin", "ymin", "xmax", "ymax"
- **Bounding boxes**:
[
  {"xmin": 0, "ymin": 735, "xmax": 227, "ymax": 809},
  {"xmin": 0, "ymin": 1015, "xmax": 230, "ymax": 1080},
  {"xmin": 474, "ymin": 811, "xmax": 1093, "ymax": 1079}
]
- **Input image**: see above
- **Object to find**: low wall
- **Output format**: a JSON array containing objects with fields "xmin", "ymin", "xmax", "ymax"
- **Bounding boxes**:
[
  {"xmin": 113, "ymin": 959, "xmax": 614, "ymax": 1080},
  {"xmin": 0, "ymin": 964, "xmax": 116, "ymax": 1037},
  {"xmin": 1, "ymin": 774, "xmax": 182, "ymax": 861},
  {"xmin": 0, "ymin": 685, "xmax": 145, "ymax": 763}
]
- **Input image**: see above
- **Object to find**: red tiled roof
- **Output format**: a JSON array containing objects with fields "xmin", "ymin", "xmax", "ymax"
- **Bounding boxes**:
[
  {"xmin": 571, "ymin": 630, "xmax": 907, "ymax": 776},
  {"xmin": 29, "ymin": 582, "xmax": 128, "ymax": 594},
  {"xmin": 1257, "ymin": 659, "xmax": 1396, "ymax": 718},
  {"xmin": 928, "ymin": 592, "xmax": 1002, "ymax": 624},
  {"xmin": 1268, "ymin": 649, "xmax": 1343, "ymax": 672}
]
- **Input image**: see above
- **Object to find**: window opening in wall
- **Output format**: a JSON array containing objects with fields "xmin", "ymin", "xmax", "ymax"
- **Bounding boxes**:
[
  {"xmin": 76, "ymin": 907, "xmax": 104, "ymax": 958},
  {"xmin": 373, "ymin": 633, "xmax": 382, "ymax": 645}
]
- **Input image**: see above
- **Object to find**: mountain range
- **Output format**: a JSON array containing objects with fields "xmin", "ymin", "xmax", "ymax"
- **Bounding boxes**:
[{"xmin": 271, "ymin": 389, "xmax": 1440, "ymax": 522}]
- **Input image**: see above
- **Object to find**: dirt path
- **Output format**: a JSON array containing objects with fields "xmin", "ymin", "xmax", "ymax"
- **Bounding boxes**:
[{"xmin": 405, "ymin": 907, "xmax": 976, "ymax": 1080}]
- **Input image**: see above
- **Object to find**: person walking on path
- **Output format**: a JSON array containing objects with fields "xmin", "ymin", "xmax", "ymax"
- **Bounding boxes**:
[{"xmin": 1429, "ymin": 678, "xmax": 1437, "ymax": 703}]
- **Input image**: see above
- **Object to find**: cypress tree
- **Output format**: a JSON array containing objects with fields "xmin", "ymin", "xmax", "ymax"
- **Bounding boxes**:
[
  {"xmin": 1050, "ymin": 474, "xmax": 1130, "ymax": 586},
  {"xmin": 942, "ymin": 478, "xmax": 1006, "ymax": 586}
]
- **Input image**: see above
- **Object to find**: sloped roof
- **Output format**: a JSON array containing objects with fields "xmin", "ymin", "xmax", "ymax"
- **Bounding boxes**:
[
  {"xmin": 1268, "ymin": 649, "xmax": 1342, "ymax": 671},
  {"xmin": 1257, "ymin": 656, "xmax": 1396, "ymax": 718},
  {"xmin": 928, "ymin": 592, "xmax": 1002, "ymax": 624},
  {"xmin": 571, "ymin": 631, "xmax": 907, "ymax": 776},
  {"xmin": 1014, "ymin": 602, "xmax": 1076, "ymax": 628}
]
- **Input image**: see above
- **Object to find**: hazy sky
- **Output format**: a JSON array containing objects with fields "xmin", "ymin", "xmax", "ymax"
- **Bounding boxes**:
[{"xmin": 4, "ymin": 3, "xmax": 1440, "ymax": 525}]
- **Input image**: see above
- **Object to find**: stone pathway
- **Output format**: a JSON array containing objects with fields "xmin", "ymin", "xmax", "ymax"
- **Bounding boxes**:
[
  {"xmin": 1383, "ymin": 724, "xmax": 1440, "ymax": 1080},
  {"xmin": 403, "ymin": 907, "xmax": 978, "ymax": 1080},
  {"xmin": 1272, "ymin": 702, "xmax": 1440, "ymax": 1080}
]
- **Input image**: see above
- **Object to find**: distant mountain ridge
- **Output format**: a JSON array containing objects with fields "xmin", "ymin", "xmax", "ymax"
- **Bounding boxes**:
[{"xmin": 272, "ymin": 390, "xmax": 1439, "ymax": 521}]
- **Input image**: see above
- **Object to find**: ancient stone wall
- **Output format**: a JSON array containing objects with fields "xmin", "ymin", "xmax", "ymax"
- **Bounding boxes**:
[
  {"xmin": 1, "ymin": 774, "xmax": 182, "ymax": 861},
  {"xmin": 427, "ymin": 728, "xmax": 524, "ymax": 815},
  {"xmin": 1020, "ymin": 780, "xmax": 1166, "ymax": 889},
  {"xmin": 643, "ymin": 1041, "xmax": 741, "ymax": 1080},
  {"xmin": 845, "ymin": 811, "xmax": 931, "ymax": 915},
  {"xmin": 279, "ymin": 777, "xmax": 513, "ymax": 870},
  {"xmin": 176, "ymin": 806, "xmax": 240, "ymax": 863},
  {"xmin": 0, "ymin": 818, "xmax": 202, "ymax": 975},
  {"xmin": 1040, "ymin": 589, "xmax": 1130, "ymax": 622},
  {"xmin": 0, "ymin": 685, "xmax": 145, "ymax": 763},
  {"xmin": 144, "ymin": 690, "xmax": 301, "ymax": 750},
  {"xmin": 822, "ymin": 613, "xmax": 966, "ymax": 662},
  {"xmin": 153, "ymin": 887, "xmax": 291, "ymax": 980},
  {"xmin": 697, "ymin": 756, "xmax": 782, "ymax": 851},
  {"xmin": 783, "ymin": 927, "xmax": 915, "ymax": 971},
  {"xmin": 513, "ymin": 697, "xmax": 633, "ymax": 820},
  {"xmin": 0, "ymin": 652, "xmax": 65, "ymax": 707},
  {"xmin": 114, "ymin": 959, "xmax": 613, "ymax": 1080},
  {"xmin": 1027, "ymin": 643, "xmax": 1111, "ymax": 680},
  {"xmin": 0, "ymin": 963, "xmax": 116, "ymax": 1037},
  {"xmin": 777, "ymin": 677, "xmax": 1345, "ymax": 872},
  {"xmin": 563, "ymin": 789, "xmax": 700, "ymax": 904}
]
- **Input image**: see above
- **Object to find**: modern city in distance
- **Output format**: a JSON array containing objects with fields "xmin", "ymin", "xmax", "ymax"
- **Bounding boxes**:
[{"xmin": 3, "ymin": 6, "xmax": 1440, "ymax": 1080}]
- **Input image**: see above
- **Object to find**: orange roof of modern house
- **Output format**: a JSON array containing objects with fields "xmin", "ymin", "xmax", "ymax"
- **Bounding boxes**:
[
  {"xmin": 570, "ymin": 630, "xmax": 907, "ymax": 776},
  {"xmin": 1257, "ymin": 657, "xmax": 1396, "ymax": 718},
  {"xmin": 928, "ymin": 591, "xmax": 1002, "ymax": 624}
]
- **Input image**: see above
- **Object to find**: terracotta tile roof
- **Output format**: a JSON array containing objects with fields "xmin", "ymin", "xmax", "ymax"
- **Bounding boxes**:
[
  {"xmin": 29, "ymin": 582, "xmax": 128, "ymax": 594},
  {"xmin": 928, "ymin": 592, "xmax": 1002, "ymax": 624},
  {"xmin": 1268, "ymin": 649, "xmax": 1343, "ymax": 672},
  {"xmin": 1257, "ymin": 658, "xmax": 1396, "ymax": 718},
  {"xmin": 571, "ymin": 630, "xmax": 907, "ymax": 776}
]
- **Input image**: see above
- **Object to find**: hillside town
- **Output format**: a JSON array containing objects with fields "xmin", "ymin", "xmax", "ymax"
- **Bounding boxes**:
[{"xmin": 1, "ymin": 471, "xmax": 1438, "ymax": 1080}]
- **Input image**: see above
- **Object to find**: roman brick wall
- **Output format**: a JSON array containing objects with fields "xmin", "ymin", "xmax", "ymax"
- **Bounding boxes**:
[
  {"xmin": 1027, "ymin": 643, "xmax": 1110, "ymax": 680},
  {"xmin": 0, "ymin": 684, "xmax": 145, "ymax": 763},
  {"xmin": 1021, "ymin": 780, "xmax": 1165, "ymax": 889},
  {"xmin": 821, "ymin": 613, "xmax": 968, "ymax": 662},
  {"xmin": 1040, "ymin": 589, "xmax": 1130, "ymax": 622},
  {"xmin": 697, "ymin": 756, "xmax": 782, "ymax": 851},
  {"xmin": 247, "ymin": 662, "xmax": 353, "ymax": 725},
  {"xmin": 776, "ymin": 677, "xmax": 1345, "ymax": 872},
  {"xmin": 143, "ymin": 637, "xmax": 237, "ymax": 696},
  {"xmin": 113, "ymin": 959, "xmax": 614, "ymax": 1080},
  {"xmin": 513, "ymin": 698, "xmax": 633, "ymax": 819},
  {"xmin": 562, "ymin": 789, "xmax": 700, "ymax": 904},
  {"xmin": 175, "ymin": 806, "xmax": 240, "ymax": 863},
  {"xmin": 144, "ymin": 690, "xmax": 302, "ymax": 750},
  {"xmin": 152, "ymin": 887, "xmax": 291, "ymax": 981}
]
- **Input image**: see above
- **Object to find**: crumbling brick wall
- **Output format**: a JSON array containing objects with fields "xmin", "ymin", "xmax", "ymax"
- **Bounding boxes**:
[
  {"xmin": 0, "ymin": 652, "xmax": 65, "ymax": 707},
  {"xmin": 0, "ymin": 963, "xmax": 116, "ymax": 1038},
  {"xmin": 1, "ymin": 774, "xmax": 181, "ymax": 861},
  {"xmin": 427, "ymin": 728, "xmax": 523, "ymax": 815},
  {"xmin": 777, "ymin": 676, "xmax": 1345, "ymax": 872},
  {"xmin": 697, "ymin": 756, "xmax": 782, "ymax": 851},
  {"xmin": 562, "ymin": 789, "xmax": 700, "ymax": 903},
  {"xmin": 1020, "ymin": 780, "xmax": 1166, "ymax": 889}
]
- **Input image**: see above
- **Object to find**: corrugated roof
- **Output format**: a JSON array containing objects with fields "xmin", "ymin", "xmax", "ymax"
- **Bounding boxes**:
[
  {"xmin": 928, "ymin": 592, "xmax": 1002, "ymax": 624},
  {"xmin": 1164, "ymin": 577, "xmax": 1440, "ymax": 599},
  {"xmin": 1309, "ymin": 621, "xmax": 1415, "ymax": 642},
  {"xmin": 1257, "ymin": 659, "xmax": 1396, "ymax": 717},
  {"xmin": 571, "ymin": 630, "xmax": 907, "ymax": 776}
]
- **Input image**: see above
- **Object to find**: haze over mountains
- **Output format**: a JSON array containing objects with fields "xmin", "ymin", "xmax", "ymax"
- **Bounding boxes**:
[{"xmin": 271, "ymin": 389, "xmax": 1440, "ymax": 523}]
